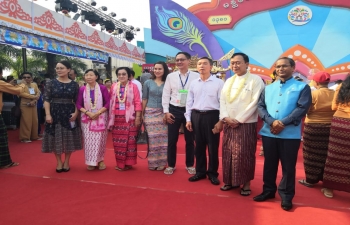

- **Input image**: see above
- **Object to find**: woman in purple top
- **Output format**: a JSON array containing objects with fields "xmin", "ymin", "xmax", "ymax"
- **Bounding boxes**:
[{"xmin": 76, "ymin": 70, "xmax": 110, "ymax": 170}]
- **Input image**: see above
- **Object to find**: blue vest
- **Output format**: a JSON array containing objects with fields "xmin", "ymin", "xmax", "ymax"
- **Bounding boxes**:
[{"xmin": 259, "ymin": 79, "xmax": 307, "ymax": 139}]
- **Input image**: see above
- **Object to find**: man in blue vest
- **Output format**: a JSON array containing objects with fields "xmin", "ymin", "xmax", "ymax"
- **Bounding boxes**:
[{"xmin": 253, "ymin": 57, "xmax": 312, "ymax": 211}]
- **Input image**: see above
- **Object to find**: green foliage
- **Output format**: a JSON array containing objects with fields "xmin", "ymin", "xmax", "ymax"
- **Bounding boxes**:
[{"xmin": 0, "ymin": 44, "xmax": 88, "ymax": 79}]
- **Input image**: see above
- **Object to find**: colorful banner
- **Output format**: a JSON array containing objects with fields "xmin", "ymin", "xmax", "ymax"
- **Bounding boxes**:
[{"xmin": 0, "ymin": 27, "xmax": 108, "ymax": 63}]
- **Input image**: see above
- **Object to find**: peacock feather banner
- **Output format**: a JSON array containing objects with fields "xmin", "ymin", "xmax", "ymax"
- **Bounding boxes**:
[{"xmin": 155, "ymin": 6, "xmax": 211, "ymax": 58}]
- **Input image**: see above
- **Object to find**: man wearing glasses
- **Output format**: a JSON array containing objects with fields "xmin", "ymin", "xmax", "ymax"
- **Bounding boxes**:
[
  {"xmin": 254, "ymin": 57, "xmax": 312, "ymax": 211},
  {"xmin": 162, "ymin": 52, "xmax": 199, "ymax": 175}
]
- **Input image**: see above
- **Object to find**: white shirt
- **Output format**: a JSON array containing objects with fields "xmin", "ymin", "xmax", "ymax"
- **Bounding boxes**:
[
  {"xmin": 131, "ymin": 79, "xmax": 142, "ymax": 99},
  {"xmin": 162, "ymin": 70, "xmax": 200, "ymax": 113},
  {"xmin": 220, "ymin": 72, "xmax": 265, "ymax": 123},
  {"xmin": 185, "ymin": 75, "xmax": 224, "ymax": 121}
]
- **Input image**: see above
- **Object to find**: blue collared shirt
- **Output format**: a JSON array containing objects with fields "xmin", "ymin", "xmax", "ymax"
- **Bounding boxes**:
[{"xmin": 185, "ymin": 76, "xmax": 224, "ymax": 122}]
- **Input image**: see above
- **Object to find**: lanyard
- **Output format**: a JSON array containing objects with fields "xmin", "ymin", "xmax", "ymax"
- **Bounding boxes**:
[{"xmin": 179, "ymin": 73, "xmax": 190, "ymax": 89}]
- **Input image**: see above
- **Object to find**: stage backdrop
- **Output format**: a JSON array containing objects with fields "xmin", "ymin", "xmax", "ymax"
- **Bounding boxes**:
[{"xmin": 149, "ymin": 0, "xmax": 350, "ymax": 81}]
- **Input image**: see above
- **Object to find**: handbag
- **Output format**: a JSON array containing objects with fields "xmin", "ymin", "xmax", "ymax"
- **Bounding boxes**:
[{"xmin": 137, "ymin": 123, "xmax": 149, "ymax": 159}]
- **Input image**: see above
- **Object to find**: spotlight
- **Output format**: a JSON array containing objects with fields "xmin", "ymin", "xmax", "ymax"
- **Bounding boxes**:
[
  {"xmin": 101, "ymin": 20, "xmax": 115, "ymax": 33},
  {"xmin": 125, "ymin": 31, "xmax": 134, "ymax": 42},
  {"xmin": 135, "ymin": 27, "xmax": 140, "ymax": 32},
  {"xmin": 55, "ymin": 0, "xmax": 78, "ymax": 14},
  {"xmin": 129, "ymin": 26, "xmax": 134, "ymax": 30},
  {"xmin": 117, "ymin": 28, "xmax": 123, "ymax": 34},
  {"xmin": 108, "ymin": 12, "xmax": 116, "ymax": 17},
  {"xmin": 81, "ymin": 11, "xmax": 101, "ymax": 26},
  {"xmin": 98, "ymin": 6, "xmax": 107, "ymax": 11},
  {"xmin": 120, "ymin": 18, "xmax": 127, "ymax": 23},
  {"xmin": 88, "ymin": 0, "xmax": 97, "ymax": 6}
]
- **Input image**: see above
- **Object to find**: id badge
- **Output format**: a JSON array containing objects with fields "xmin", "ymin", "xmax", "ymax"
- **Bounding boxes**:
[
  {"xmin": 29, "ymin": 88, "xmax": 35, "ymax": 95},
  {"xmin": 119, "ymin": 103, "xmax": 126, "ymax": 110},
  {"xmin": 177, "ymin": 89, "xmax": 188, "ymax": 107}
]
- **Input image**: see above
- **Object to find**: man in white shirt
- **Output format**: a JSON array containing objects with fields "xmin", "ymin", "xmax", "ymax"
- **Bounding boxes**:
[
  {"xmin": 162, "ymin": 52, "xmax": 199, "ymax": 175},
  {"xmin": 219, "ymin": 53, "xmax": 265, "ymax": 195},
  {"xmin": 130, "ymin": 70, "xmax": 142, "ymax": 99},
  {"xmin": 185, "ymin": 57, "xmax": 224, "ymax": 185}
]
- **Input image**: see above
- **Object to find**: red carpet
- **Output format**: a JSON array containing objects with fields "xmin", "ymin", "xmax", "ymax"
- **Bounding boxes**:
[{"xmin": 1, "ymin": 129, "xmax": 349, "ymax": 225}]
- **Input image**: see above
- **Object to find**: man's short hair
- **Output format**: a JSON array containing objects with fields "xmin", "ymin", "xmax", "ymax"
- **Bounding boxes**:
[
  {"xmin": 143, "ymin": 69, "xmax": 150, "ymax": 73},
  {"xmin": 130, "ymin": 70, "xmax": 135, "ymax": 77},
  {"xmin": 276, "ymin": 57, "xmax": 296, "ymax": 67},
  {"xmin": 176, "ymin": 52, "xmax": 191, "ymax": 59},
  {"xmin": 231, "ymin": 53, "xmax": 249, "ymax": 63},
  {"xmin": 0, "ymin": 66, "xmax": 2, "ymax": 74},
  {"xmin": 70, "ymin": 69, "xmax": 78, "ymax": 75},
  {"xmin": 198, "ymin": 57, "xmax": 213, "ymax": 66}
]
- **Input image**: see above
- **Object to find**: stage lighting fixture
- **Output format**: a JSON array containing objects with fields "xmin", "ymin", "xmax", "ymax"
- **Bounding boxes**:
[
  {"xmin": 125, "ymin": 31, "xmax": 134, "ymax": 42},
  {"xmin": 88, "ymin": 0, "xmax": 97, "ymax": 6},
  {"xmin": 117, "ymin": 28, "xmax": 123, "ymax": 34},
  {"xmin": 55, "ymin": 0, "xmax": 78, "ymax": 14},
  {"xmin": 135, "ymin": 27, "xmax": 140, "ymax": 32},
  {"xmin": 81, "ymin": 11, "xmax": 101, "ymax": 27},
  {"xmin": 102, "ymin": 21, "xmax": 116, "ymax": 33},
  {"xmin": 129, "ymin": 26, "xmax": 134, "ymax": 30},
  {"xmin": 120, "ymin": 18, "xmax": 127, "ymax": 22},
  {"xmin": 98, "ymin": 6, "xmax": 107, "ymax": 11},
  {"xmin": 108, "ymin": 12, "xmax": 116, "ymax": 17}
]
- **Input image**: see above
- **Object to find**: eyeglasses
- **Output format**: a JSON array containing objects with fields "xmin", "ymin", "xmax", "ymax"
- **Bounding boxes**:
[
  {"xmin": 230, "ymin": 61, "xmax": 242, "ymax": 66},
  {"xmin": 275, "ymin": 65, "xmax": 291, "ymax": 69},
  {"xmin": 117, "ymin": 73, "xmax": 127, "ymax": 76},
  {"xmin": 55, "ymin": 67, "xmax": 66, "ymax": 70},
  {"xmin": 23, "ymin": 76, "xmax": 31, "ymax": 79},
  {"xmin": 175, "ymin": 58, "xmax": 187, "ymax": 62}
]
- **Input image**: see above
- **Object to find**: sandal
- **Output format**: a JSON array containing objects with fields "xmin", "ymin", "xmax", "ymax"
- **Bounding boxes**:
[
  {"xmin": 164, "ymin": 167, "xmax": 176, "ymax": 175},
  {"xmin": 115, "ymin": 166, "xmax": 131, "ymax": 171},
  {"xmin": 240, "ymin": 188, "xmax": 251, "ymax": 196},
  {"xmin": 156, "ymin": 166, "xmax": 165, "ymax": 171},
  {"xmin": 98, "ymin": 162, "xmax": 106, "ymax": 170},
  {"xmin": 186, "ymin": 167, "xmax": 196, "ymax": 175},
  {"xmin": 87, "ymin": 166, "xmax": 95, "ymax": 171},
  {"xmin": 220, "ymin": 184, "xmax": 239, "ymax": 191},
  {"xmin": 149, "ymin": 167, "xmax": 157, "ymax": 171},
  {"xmin": 321, "ymin": 188, "xmax": 333, "ymax": 198},
  {"xmin": 298, "ymin": 179, "xmax": 314, "ymax": 188},
  {"xmin": 0, "ymin": 162, "xmax": 19, "ymax": 169}
]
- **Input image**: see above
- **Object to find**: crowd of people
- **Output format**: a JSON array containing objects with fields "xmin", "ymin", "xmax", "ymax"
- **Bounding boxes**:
[{"xmin": 1, "ymin": 51, "xmax": 350, "ymax": 211}]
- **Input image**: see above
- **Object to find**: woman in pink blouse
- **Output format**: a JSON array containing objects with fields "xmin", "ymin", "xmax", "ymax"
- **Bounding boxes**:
[
  {"xmin": 77, "ymin": 70, "xmax": 110, "ymax": 170},
  {"xmin": 108, "ymin": 67, "xmax": 142, "ymax": 171}
]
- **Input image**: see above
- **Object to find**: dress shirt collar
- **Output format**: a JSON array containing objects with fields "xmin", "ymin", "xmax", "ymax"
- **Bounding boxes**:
[
  {"xmin": 198, "ymin": 74, "xmax": 214, "ymax": 82},
  {"xmin": 235, "ymin": 71, "xmax": 249, "ymax": 79},
  {"xmin": 178, "ymin": 70, "xmax": 190, "ymax": 77}
]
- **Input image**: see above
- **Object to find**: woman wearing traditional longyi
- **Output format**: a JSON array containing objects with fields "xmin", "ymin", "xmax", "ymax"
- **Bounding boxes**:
[
  {"xmin": 142, "ymin": 61, "xmax": 169, "ymax": 171},
  {"xmin": 321, "ymin": 74, "xmax": 350, "ymax": 198},
  {"xmin": 77, "ymin": 70, "xmax": 110, "ymax": 171},
  {"xmin": 109, "ymin": 67, "xmax": 142, "ymax": 171}
]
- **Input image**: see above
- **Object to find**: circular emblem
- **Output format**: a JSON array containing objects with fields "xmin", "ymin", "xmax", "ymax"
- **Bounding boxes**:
[
  {"xmin": 168, "ymin": 17, "xmax": 183, "ymax": 30},
  {"xmin": 288, "ymin": 5, "xmax": 312, "ymax": 26}
]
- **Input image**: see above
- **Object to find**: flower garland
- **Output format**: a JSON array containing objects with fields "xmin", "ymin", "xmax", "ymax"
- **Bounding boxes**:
[
  {"xmin": 225, "ymin": 71, "xmax": 250, "ymax": 103},
  {"xmin": 116, "ymin": 81, "xmax": 128, "ymax": 103},
  {"xmin": 87, "ymin": 84, "xmax": 98, "ymax": 109}
]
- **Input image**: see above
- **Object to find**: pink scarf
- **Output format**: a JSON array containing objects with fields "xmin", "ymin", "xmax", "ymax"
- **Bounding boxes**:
[
  {"xmin": 108, "ymin": 82, "xmax": 135, "ymax": 128},
  {"xmin": 81, "ymin": 84, "xmax": 107, "ymax": 131}
]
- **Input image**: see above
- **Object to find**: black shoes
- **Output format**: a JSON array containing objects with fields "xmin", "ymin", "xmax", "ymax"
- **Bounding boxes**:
[
  {"xmin": 253, "ymin": 192, "xmax": 275, "ymax": 202},
  {"xmin": 56, "ymin": 168, "xmax": 63, "ymax": 173},
  {"xmin": 188, "ymin": 174, "xmax": 206, "ymax": 182},
  {"xmin": 208, "ymin": 177, "xmax": 220, "ymax": 185},
  {"xmin": 62, "ymin": 167, "xmax": 70, "ymax": 172},
  {"xmin": 281, "ymin": 201, "xmax": 293, "ymax": 211}
]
